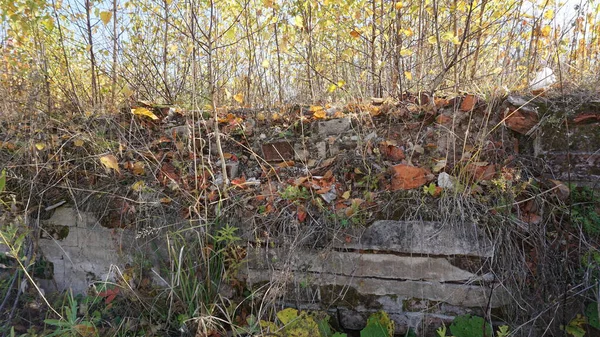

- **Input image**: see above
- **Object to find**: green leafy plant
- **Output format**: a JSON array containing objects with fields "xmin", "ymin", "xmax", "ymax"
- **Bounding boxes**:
[
  {"xmin": 563, "ymin": 314, "xmax": 586, "ymax": 337},
  {"xmin": 44, "ymin": 291, "xmax": 98, "ymax": 337},
  {"xmin": 256, "ymin": 308, "xmax": 346, "ymax": 337},
  {"xmin": 449, "ymin": 315, "xmax": 492, "ymax": 337},
  {"xmin": 570, "ymin": 186, "xmax": 600, "ymax": 237},
  {"xmin": 585, "ymin": 302, "xmax": 600, "ymax": 330},
  {"xmin": 360, "ymin": 311, "xmax": 394, "ymax": 337},
  {"xmin": 280, "ymin": 185, "xmax": 311, "ymax": 203}
]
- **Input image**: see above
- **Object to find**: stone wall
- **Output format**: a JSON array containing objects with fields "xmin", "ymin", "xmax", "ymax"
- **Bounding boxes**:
[{"xmin": 246, "ymin": 220, "xmax": 504, "ymax": 336}]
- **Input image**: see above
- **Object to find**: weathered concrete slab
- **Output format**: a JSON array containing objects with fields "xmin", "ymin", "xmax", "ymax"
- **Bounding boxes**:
[
  {"xmin": 37, "ymin": 207, "xmax": 135, "ymax": 294},
  {"xmin": 316, "ymin": 118, "xmax": 352, "ymax": 137},
  {"xmin": 334, "ymin": 221, "xmax": 493, "ymax": 257},
  {"xmin": 248, "ymin": 248, "xmax": 479, "ymax": 282},
  {"xmin": 248, "ymin": 269, "xmax": 507, "ymax": 308}
]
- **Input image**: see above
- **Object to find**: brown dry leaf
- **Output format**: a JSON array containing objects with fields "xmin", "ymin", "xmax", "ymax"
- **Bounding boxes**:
[
  {"xmin": 100, "ymin": 155, "xmax": 120, "ymax": 174},
  {"xmin": 379, "ymin": 143, "xmax": 405, "ymax": 161},
  {"xmin": 74, "ymin": 139, "xmax": 84, "ymax": 147},
  {"xmin": 504, "ymin": 108, "xmax": 539, "ymax": 134},
  {"xmin": 573, "ymin": 113, "xmax": 600, "ymax": 124},
  {"xmin": 159, "ymin": 162, "xmax": 179, "ymax": 185},
  {"xmin": 350, "ymin": 30, "xmax": 360, "ymax": 38},
  {"xmin": 436, "ymin": 114, "xmax": 451, "ymax": 124},
  {"xmin": 389, "ymin": 164, "xmax": 430, "ymax": 190},
  {"xmin": 132, "ymin": 161, "xmax": 145, "ymax": 175},
  {"xmin": 460, "ymin": 94, "xmax": 478, "ymax": 112},
  {"xmin": 549, "ymin": 179, "xmax": 570, "ymax": 200},
  {"xmin": 277, "ymin": 161, "xmax": 295, "ymax": 168},
  {"xmin": 467, "ymin": 163, "xmax": 496, "ymax": 181},
  {"xmin": 160, "ymin": 197, "xmax": 172, "ymax": 204}
]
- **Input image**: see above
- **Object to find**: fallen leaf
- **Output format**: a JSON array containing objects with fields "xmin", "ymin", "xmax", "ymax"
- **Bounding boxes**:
[
  {"xmin": 313, "ymin": 109, "xmax": 326, "ymax": 119},
  {"xmin": 460, "ymin": 94, "xmax": 478, "ymax": 111},
  {"xmin": 342, "ymin": 190, "xmax": 351, "ymax": 199},
  {"xmin": 297, "ymin": 206, "xmax": 307, "ymax": 222},
  {"xmin": 504, "ymin": 107, "xmax": 538, "ymax": 134},
  {"xmin": 389, "ymin": 164, "xmax": 431, "ymax": 190},
  {"xmin": 131, "ymin": 180, "xmax": 145, "ymax": 191},
  {"xmin": 466, "ymin": 163, "xmax": 496, "ymax": 181},
  {"xmin": 35, "ymin": 142, "xmax": 45, "ymax": 150},
  {"xmin": 100, "ymin": 155, "xmax": 120, "ymax": 173},
  {"xmin": 132, "ymin": 107, "xmax": 159, "ymax": 120},
  {"xmin": 132, "ymin": 161, "xmax": 145, "ymax": 175},
  {"xmin": 74, "ymin": 139, "xmax": 84, "ymax": 147},
  {"xmin": 549, "ymin": 179, "xmax": 570, "ymax": 200},
  {"xmin": 379, "ymin": 143, "xmax": 405, "ymax": 161},
  {"xmin": 573, "ymin": 113, "xmax": 600, "ymax": 124}
]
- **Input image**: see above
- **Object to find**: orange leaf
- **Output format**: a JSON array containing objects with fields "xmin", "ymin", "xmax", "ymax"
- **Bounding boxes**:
[
  {"xmin": 350, "ymin": 30, "xmax": 360, "ymax": 38},
  {"xmin": 460, "ymin": 94, "xmax": 478, "ymax": 112},
  {"xmin": 297, "ymin": 206, "xmax": 307, "ymax": 222},
  {"xmin": 231, "ymin": 176, "xmax": 247, "ymax": 189},
  {"xmin": 389, "ymin": 164, "xmax": 431, "ymax": 190}
]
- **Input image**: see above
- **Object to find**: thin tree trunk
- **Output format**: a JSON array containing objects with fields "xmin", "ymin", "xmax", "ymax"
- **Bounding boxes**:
[
  {"xmin": 110, "ymin": 0, "xmax": 118, "ymax": 110},
  {"xmin": 85, "ymin": 0, "xmax": 98, "ymax": 106},
  {"xmin": 273, "ymin": 8, "xmax": 283, "ymax": 104}
]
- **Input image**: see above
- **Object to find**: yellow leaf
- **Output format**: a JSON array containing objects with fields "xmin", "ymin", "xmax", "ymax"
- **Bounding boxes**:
[
  {"xmin": 293, "ymin": 15, "xmax": 303, "ymax": 28},
  {"xmin": 261, "ymin": 59, "xmax": 270, "ymax": 68},
  {"xmin": 233, "ymin": 93, "xmax": 244, "ymax": 103},
  {"xmin": 327, "ymin": 84, "xmax": 337, "ymax": 93},
  {"xmin": 541, "ymin": 25, "xmax": 551, "ymax": 37},
  {"xmin": 99, "ymin": 11, "xmax": 112, "ymax": 25},
  {"xmin": 165, "ymin": 0, "xmax": 172, "ymax": 5},
  {"xmin": 402, "ymin": 28, "xmax": 413, "ymax": 37},
  {"xmin": 395, "ymin": 1, "xmax": 403, "ymax": 10},
  {"xmin": 309, "ymin": 105, "xmax": 324, "ymax": 112},
  {"xmin": 35, "ymin": 142, "xmax": 45, "ymax": 150},
  {"xmin": 337, "ymin": 80, "xmax": 346, "ymax": 87},
  {"xmin": 100, "ymin": 155, "xmax": 120, "ymax": 173},
  {"xmin": 313, "ymin": 109, "xmax": 326, "ymax": 119},
  {"xmin": 543, "ymin": 9, "xmax": 554, "ymax": 20},
  {"xmin": 427, "ymin": 35, "xmax": 437, "ymax": 44},
  {"xmin": 271, "ymin": 112, "xmax": 280, "ymax": 121},
  {"xmin": 263, "ymin": 0, "xmax": 273, "ymax": 7},
  {"xmin": 132, "ymin": 107, "xmax": 159, "ymax": 120},
  {"xmin": 131, "ymin": 180, "xmax": 145, "ymax": 191},
  {"xmin": 257, "ymin": 112, "xmax": 266, "ymax": 121},
  {"xmin": 405, "ymin": 71, "xmax": 412, "ymax": 80},
  {"xmin": 399, "ymin": 48, "xmax": 413, "ymax": 57},
  {"xmin": 342, "ymin": 190, "xmax": 351, "ymax": 199},
  {"xmin": 74, "ymin": 139, "xmax": 84, "ymax": 147}
]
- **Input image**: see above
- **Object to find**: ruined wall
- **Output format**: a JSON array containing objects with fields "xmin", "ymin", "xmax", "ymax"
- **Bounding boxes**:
[{"xmin": 8, "ymin": 94, "xmax": 597, "ymax": 336}]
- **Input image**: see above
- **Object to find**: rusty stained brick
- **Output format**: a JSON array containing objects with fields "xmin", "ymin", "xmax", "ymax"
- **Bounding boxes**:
[{"xmin": 261, "ymin": 141, "xmax": 295, "ymax": 162}]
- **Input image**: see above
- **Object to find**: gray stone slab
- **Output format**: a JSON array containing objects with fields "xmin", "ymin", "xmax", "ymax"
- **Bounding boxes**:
[
  {"xmin": 247, "ymin": 269, "xmax": 507, "ymax": 308},
  {"xmin": 334, "ymin": 220, "xmax": 493, "ymax": 257},
  {"xmin": 248, "ymin": 248, "xmax": 479, "ymax": 282},
  {"xmin": 316, "ymin": 118, "xmax": 352, "ymax": 137}
]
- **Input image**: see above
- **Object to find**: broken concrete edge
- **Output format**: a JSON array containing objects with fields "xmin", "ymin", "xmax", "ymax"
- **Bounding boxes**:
[
  {"xmin": 246, "ymin": 269, "xmax": 508, "ymax": 308},
  {"xmin": 34, "ymin": 206, "xmax": 166, "ymax": 294},
  {"xmin": 246, "ymin": 248, "xmax": 494, "ymax": 283}
]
